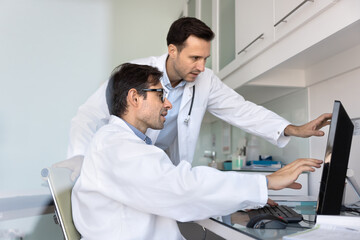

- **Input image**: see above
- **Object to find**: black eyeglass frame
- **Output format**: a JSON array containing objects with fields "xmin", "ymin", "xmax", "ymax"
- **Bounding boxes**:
[{"xmin": 142, "ymin": 88, "xmax": 166, "ymax": 102}]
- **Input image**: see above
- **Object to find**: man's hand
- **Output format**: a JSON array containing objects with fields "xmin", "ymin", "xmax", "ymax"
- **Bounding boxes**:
[
  {"xmin": 267, "ymin": 198, "xmax": 278, "ymax": 207},
  {"xmin": 284, "ymin": 113, "xmax": 332, "ymax": 138},
  {"xmin": 52, "ymin": 155, "xmax": 84, "ymax": 182},
  {"xmin": 267, "ymin": 158, "xmax": 323, "ymax": 190}
]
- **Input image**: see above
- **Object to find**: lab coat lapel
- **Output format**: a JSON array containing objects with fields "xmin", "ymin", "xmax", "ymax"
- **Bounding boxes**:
[
  {"xmin": 179, "ymin": 81, "xmax": 196, "ymax": 114},
  {"xmin": 146, "ymin": 128, "xmax": 160, "ymax": 145},
  {"xmin": 176, "ymin": 81, "xmax": 196, "ymax": 164}
]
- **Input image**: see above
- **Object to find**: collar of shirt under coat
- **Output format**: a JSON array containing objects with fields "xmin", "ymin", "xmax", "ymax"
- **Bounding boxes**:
[{"xmin": 114, "ymin": 116, "xmax": 152, "ymax": 145}]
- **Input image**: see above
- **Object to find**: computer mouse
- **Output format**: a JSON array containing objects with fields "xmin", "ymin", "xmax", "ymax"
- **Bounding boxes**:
[{"xmin": 246, "ymin": 214, "xmax": 288, "ymax": 229}]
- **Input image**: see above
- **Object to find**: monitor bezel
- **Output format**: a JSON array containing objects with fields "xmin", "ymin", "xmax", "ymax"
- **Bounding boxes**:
[{"xmin": 316, "ymin": 100, "xmax": 354, "ymax": 215}]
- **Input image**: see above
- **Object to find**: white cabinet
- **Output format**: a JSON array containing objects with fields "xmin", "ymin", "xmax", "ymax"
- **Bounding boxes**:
[
  {"xmin": 187, "ymin": 0, "xmax": 196, "ymax": 18},
  {"xmin": 186, "ymin": 0, "xmax": 359, "ymax": 87},
  {"xmin": 201, "ymin": 0, "xmax": 213, "ymax": 69},
  {"xmin": 274, "ymin": 0, "xmax": 337, "ymax": 40},
  {"xmin": 219, "ymin": 0, "xmax": 235, "ymax": 70},
  {"xmin": 220, "ymin": 0, "xmax": 360, "ymax": 91},
  {"xmin": 235, "ymin": 0, "xmax": 274, "ymax": 66},
  {"xmin": 229, "ymin": 0, "xmax": 337, "ymax": 78}
]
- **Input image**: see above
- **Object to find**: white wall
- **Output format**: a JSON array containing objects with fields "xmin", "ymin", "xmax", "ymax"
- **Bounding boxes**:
[
  {"xmin": 0, "ymin": 0, "xmax": 114, "ymax": 195},
  {"xmin": 194, "ymin": 43, "xmax": 360, "ymax": 205},
  {"xmin": 112, "ymin": 0, "xmax": 185, "ymax": 65},
  {"xmin": 0, "ymin": 0, "xmax": 184, "ymax": 238},
  {"xmin": 260, "ymin": 89, "xmax": 309, "ymax": 163},
  {"xmin": 0, "ymin": 0, "xmax": 185, "ymax": 195},
  {"xmin": 307, "ymin": 43, "xmax": 360, "ymax": 204},
  {"xmin": 193, "ymin": 88, "xmax": 309, "ymax": 167}
]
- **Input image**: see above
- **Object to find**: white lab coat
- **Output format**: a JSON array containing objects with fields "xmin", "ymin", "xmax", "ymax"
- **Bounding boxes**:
[
  {"xmin": 72, "ymin": 116, "xmax": 268, "ymax": 240},
  {"xmin": 67, "ymin": 54, "xmax": 290, "ymax": 164}
]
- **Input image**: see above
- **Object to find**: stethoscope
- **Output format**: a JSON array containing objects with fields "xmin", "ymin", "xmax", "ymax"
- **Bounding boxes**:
[{"xmin": 184, "ymin": 85, "xmax": 195, "ymax": 125}]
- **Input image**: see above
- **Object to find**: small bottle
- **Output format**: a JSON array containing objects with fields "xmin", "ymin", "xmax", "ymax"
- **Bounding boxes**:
[
  {"xmin": 232, "ymin": 150, "xmax": 241, "ymax": 170},
  {"xmin": 210, "ymin": 159, "xmax": 217, "ymax": 169},
  {"xmin": 238, "ymin": 147, "xmax": 247, "ymax": 169}
]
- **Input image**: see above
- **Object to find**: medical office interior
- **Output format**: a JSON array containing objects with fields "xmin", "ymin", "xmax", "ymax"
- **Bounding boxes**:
[{"xmin": 1, "ymin": 0, "xmax": 360, "ymax": 239}]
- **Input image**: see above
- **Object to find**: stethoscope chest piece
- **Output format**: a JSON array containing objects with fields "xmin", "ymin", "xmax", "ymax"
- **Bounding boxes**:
[
  {"xmin": 184, "ymin": 116, "xmax": 190, "ymax": 125},
  {"xmin": 183, "ymin": 85, "xmax": 195, "ymax": 125}
]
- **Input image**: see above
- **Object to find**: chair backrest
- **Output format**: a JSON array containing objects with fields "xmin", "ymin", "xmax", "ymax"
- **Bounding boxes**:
[{"xmin": 42, "ymin": 167, "xmax": 81, "ymax": 240}]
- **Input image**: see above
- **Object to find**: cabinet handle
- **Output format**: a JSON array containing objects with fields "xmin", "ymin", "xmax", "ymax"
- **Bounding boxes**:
[
  {"xmin": 274, "ymin": 0, "xmax": 314, "ymax": 27},
  {"xmin": 237, "ymin": 33, "xmax": 264, "ymax": 55}
]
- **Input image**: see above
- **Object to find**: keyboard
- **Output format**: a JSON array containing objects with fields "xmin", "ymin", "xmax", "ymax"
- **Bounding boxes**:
[{"xmin": 247, "ymin": 205, "xmax": 303, "ymax": 223}]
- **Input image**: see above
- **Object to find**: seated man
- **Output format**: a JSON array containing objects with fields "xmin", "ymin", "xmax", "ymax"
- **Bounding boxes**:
[{"xmin": 71, "ymin": 63, "xmax": 322, "ymax": 240}]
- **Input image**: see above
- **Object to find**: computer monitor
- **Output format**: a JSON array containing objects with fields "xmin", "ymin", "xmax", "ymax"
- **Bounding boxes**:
[{"xmin": 316, "ymin": 100, "xmax": 354, "ymax": 215}]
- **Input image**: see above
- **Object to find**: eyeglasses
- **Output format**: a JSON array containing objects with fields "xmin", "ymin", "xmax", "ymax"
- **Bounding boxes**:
[{"xmin": 142, "ymin": 88, "xmax": 167, "ymax": 103}]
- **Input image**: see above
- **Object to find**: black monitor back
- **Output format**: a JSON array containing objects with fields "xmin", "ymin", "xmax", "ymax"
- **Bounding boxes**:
[{"xmin": 316, "ymin": 100, "xmax": 354, "ymax": 215}]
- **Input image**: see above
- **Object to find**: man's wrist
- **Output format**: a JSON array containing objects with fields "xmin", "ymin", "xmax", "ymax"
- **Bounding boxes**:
[{"xmin": 284, "ymin": 124, "xmax": 295, "ymax": 136}]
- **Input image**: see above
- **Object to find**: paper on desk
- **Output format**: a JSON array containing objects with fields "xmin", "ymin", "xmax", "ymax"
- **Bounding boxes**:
[
  {"xmin": 269, "ymin": 195, "xmax": 317, "ymax": 202},
  {"xmin": 284, "ymin": 215, "xmax": 360, "ymax": 240},
  {"xmin": 352, "ymin": 118, "xmax": 360, "ymax": 135}
]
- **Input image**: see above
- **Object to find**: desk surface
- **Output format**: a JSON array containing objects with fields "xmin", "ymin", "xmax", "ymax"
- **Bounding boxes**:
[
  {"xmin": 197, "ymin": 206, "xmax": 317, "ymax": 240},
  {"xmin": 197, "ymin": 208, "xmax": 360, "ymax": 240},
  {"xmin": 227, "ymin": 211, "xmax": 314, "ymax": 240},
  {"xmin": 0, "ymin": 193, "xmax": 54, "ymax": 221}
]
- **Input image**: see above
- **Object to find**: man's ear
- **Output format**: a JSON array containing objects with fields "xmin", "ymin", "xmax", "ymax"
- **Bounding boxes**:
[
  {"xmin": 127, "ymin": 88, "xmax": 140, "ymax": 107},
  {"xmin": 168, "ymin": 44, "xmax": 177, "ymax": 58}
]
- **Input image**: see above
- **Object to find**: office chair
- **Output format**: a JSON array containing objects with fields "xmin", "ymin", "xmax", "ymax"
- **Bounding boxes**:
[{"xmin": 41, "ymin": 167, "xmax": 81, "ymax": 240}]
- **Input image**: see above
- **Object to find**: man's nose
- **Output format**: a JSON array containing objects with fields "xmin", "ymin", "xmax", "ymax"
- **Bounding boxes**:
[
  {"xmin": 164, "ymin": 98, "xmax": 172, "ymax": 110},
  {"xmin": 196, "ymin": 59, "xmax": 205, "ymax": 72}
]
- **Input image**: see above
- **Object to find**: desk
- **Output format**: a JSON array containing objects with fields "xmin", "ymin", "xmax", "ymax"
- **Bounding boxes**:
[
  {"xmin": 196, "ymin": 211, "xmax": 315, "ymax": 240},
  {"xmin": 0, "ymin": 192, "xmax": 63, "ymax": 239},
  {"xmin": 195, "ymin": 201, "xmax": 318, "ymax": 240},
  {"xmin": 196, "ymin": 209, "xmax": 360, "ymax": 240},
  {"xmin": 0, "ymin": 192, "xmax": 54, "ymax": 221}
]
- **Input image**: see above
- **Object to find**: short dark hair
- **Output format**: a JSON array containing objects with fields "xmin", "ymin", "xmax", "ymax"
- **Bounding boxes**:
[
  {"xmin": 166, "ymin": 17, "xmax": 214, "ymax": 51},
  {"xmin": 107, "ymin": 63, "xmax": 163, "ymax": 117}
]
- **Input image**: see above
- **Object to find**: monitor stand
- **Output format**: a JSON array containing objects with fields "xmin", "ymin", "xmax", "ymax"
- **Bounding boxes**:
[{"xmin": 344, "ymin": 169, "xmax": 360, "ymax": 207}]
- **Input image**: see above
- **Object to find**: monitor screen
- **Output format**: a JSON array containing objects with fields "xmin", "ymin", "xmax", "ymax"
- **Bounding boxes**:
[{"xmin": 316, "ymin": 100, "xmax": 354, "ymax": 215}]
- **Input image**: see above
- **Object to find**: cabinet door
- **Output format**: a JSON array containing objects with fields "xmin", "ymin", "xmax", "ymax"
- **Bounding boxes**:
[
  {"xmin": 201, "ymin": 0, "xmax": 213, "ymax": 69},
  {"xmin": 187, "ymin": 0, "xmax": 196, "ymax": 17},
  {"xmin": 219, "ymin": 0, "xmax": 236, "ymax": 70},
  {"xmin": 235, "ymin": 0, "xmax": 274, "ymax": 65},
  {"xmin": 274, "ymin": 0, "xmax": 337, "ymax": 40}
]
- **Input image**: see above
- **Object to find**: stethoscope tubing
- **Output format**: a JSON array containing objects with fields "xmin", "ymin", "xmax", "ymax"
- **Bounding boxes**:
[{"xmin": 184, "ymin": 85, "xmax": 195, "ymax": 125}]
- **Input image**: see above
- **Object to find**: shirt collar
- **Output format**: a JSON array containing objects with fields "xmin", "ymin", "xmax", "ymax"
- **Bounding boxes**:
[{"xmin": 122, "ymin": 119, "xmax": 152, "ymax": 145}]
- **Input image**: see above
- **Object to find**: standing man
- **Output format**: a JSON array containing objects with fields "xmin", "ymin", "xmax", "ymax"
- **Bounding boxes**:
[
  {"xmin": 63, "ymin": 17, "xmax": 330, "ymax": 178},
  {"xmin": 71, "ymin": 63, "xmax": 323, "ymax": 239}
]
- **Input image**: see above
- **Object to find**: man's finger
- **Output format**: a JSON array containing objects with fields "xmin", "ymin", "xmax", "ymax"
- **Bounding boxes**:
[
  {"xmin": 314, "ymin": 130, "xmax": 325, "ymax": 136},
  {"xmin": 267, "ymin": 198, "xmax": 278, "ymax": 206},
  {"xmin": 286, "ymin": 182, "xmax": 302, "ymax": 189}
]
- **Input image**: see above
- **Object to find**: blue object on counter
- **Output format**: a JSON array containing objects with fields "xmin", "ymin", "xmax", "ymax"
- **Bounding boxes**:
[
  {"xmin": 249, "ymin": 160, "xmax": 282, "ymax": 166},
  {"xmin": 223, "ymin": 161, "xmax": 232, "ymax": 170},
  {"xmin": 259, "ymin": 155, "xmax": 273, "ymax": 161}
]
